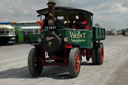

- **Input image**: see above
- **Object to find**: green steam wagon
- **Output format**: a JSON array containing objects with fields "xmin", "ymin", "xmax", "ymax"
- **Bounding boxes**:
[{"xmin": 28, "ymin": 2, "xmax": 105, "ymax": 78}]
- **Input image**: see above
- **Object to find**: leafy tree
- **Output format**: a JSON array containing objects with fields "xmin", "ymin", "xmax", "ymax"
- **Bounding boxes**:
[{"xmin": 95, "ymin": 23, "xmax": 101, "ymax": 28}]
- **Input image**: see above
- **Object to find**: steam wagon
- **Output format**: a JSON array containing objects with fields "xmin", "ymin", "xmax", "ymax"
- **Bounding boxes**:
[{"xmin": 28, "ymin": 2, "xmax": 105, "ymax": 78}]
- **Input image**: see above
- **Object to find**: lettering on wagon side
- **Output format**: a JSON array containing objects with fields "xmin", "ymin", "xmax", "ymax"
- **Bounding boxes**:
[{"xmin": 69, "ymin": 31, "xmax": 86, "ymax": 42}]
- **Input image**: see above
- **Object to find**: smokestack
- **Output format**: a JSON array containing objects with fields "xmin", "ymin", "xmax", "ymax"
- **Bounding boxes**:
[{"xmin": 47, "ymin": 2, "xmax": 56, "ymax": 25}]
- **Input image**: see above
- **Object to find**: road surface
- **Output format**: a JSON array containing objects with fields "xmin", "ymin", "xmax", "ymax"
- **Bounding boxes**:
[{"xmin": 0, "ymin": 36, "xmax": 128, "ymax": 85}]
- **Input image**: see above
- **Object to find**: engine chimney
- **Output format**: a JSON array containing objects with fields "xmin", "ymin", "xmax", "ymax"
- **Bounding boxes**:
[{"xmin": 47, "ymin": 2, "xmax": 56, "ymax": 25}]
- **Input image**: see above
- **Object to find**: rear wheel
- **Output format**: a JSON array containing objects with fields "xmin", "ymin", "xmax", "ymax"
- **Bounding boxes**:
[
  {"xmin": 92, "ymin": 43, "xmax": 104, "ymax": 65},
  {"xmin": 97, "ymin": 43, "xmax": 104, "ymax": 65},
  {"xmin": 92, "ymin": 48, "xmax": 96, "ymax": 64},
  {"xmin": 28, "ymin": 48, "xmax": 43, "ymax": 77},
  {"xmin": 68, "ymin": 48, "xmax": 81, "ymax": 78},
  {"xmin": 86, "ymin": 49, "xmax": 91, "ymax": 61}
]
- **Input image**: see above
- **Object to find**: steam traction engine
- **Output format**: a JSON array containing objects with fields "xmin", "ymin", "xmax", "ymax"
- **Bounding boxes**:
[{"xmin": 28, "ymin": 2, "xmax": 106, "ymax": 78}]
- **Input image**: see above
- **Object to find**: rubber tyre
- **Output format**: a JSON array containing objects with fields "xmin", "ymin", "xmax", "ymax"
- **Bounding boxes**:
[
  {"xmin": 28, "ymin": 48, "xmax": 43, "ymax": 77},
  {"xmin": 68, "ymin": 48, "xmax": 81, "ymax": 78},
  {"xmin": 92, "ymin": 43, "xmax": 104, "ymax": 65},
  {"xmin": 92, "ymin": 48, "xmax": 97, "ymax": 64},
  {"xmin": 96, "ymin": 43, "xmax": 104, "ymax": 65}
]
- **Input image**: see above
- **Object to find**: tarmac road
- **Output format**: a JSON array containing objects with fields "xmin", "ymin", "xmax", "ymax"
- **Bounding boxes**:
[{"xmin": 0, "ymin": 36, "xmax": 128, "ymax": 85}]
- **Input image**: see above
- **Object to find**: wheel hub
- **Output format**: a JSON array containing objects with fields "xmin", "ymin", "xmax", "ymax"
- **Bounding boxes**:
[{"xmin": 101, "ymin": 48, "xmax": 104, "ymax": 62}]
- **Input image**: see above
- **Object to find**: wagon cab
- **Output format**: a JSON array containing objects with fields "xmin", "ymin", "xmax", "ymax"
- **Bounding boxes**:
[{"xmin": 0, "ymin": 25, "xmax": 16, "ymax": 44}]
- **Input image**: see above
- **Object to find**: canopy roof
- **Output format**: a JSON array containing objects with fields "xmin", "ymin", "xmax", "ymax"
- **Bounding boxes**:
[{"xmin": 37, "ymin": 6, "xmax": 93, "ymax": 16}]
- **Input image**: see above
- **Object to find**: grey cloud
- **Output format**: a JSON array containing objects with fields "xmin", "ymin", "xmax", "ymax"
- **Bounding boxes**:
[
  {"xmin": 0, "ymin": 0, "xmax": 48, "ymax": 21},
  {"xmin": 0, "ymin": 0, "xmax": 128, "ymax": 29},
  {"xmin": 48, "ymin": 0, "xmax": 73, "ymax": 7},
  {"xmin": 122, "ymin": 0, "xmax": 128, "ymax": 7}
]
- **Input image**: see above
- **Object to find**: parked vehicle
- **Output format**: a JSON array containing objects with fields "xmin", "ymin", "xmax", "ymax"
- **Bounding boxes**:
[
  {"xmin": 0, "ymin": 21, "xmax": 41, "ymax": 43},
  {"xmin": 0, "ymin": 25, "xmax": 16, "ymax": 44},
  {"xmin": 28, "ymin": 2, "xmax": 106, "ymax": 78},
  {"xmin": 122, "ymin": 29, "xmax": 128, "ymax": 36},
  {"xmin": 15, "ymin": 26, "xmax": 24, "ymax": 43},
  {"xmin": 22, "ymin": 26, "xmax": 40, "ymax": 43}
]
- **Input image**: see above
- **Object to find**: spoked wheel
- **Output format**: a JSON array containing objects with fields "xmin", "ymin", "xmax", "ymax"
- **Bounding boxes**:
[
  {"xmin": 68, "ymin": 48, "xmax": 81, "ymax": 78},
  {"xmin": 28, "ymin": 48, "xmax": 43, "ymax": 77},
  {"xmin": 92, "ymin": 43, "xmax": 104, "ymax": 65},
  {"xmin": 75, "ymin": 53, "xmax": 80, "ymax": 72}
]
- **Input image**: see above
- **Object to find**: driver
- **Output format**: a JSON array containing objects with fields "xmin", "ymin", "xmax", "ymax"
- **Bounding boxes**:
[{"xmin": 74, "ymin": 13, "xmax": 89, "ymax": 29}]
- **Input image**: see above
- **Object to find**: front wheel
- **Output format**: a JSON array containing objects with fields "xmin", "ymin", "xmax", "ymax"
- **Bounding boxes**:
[
  {"xmin": 68, "ymin": 48, "xmax": 81, "ymax": 78},
  {"xmin": 28, "ymin": 48, "xmax": 43, "ymax": 77}
]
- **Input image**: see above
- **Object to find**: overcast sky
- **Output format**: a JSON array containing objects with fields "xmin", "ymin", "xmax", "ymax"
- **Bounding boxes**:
[{"xmin": 0, "ymin": 0, "xmax": 128, "ymax": 29}]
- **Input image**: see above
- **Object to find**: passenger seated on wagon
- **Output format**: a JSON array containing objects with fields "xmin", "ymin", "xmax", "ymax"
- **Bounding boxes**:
[
  {"xmin": 69, "ymin": 17, "xmax": 74, "ymax": 28},
  {"xmin": 64, "ymin": 16, "xmax": 74, "ymax": 28},
  {"xmin": 74, "ymin": 13, "xmax": 89, "ymax": 29}
]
